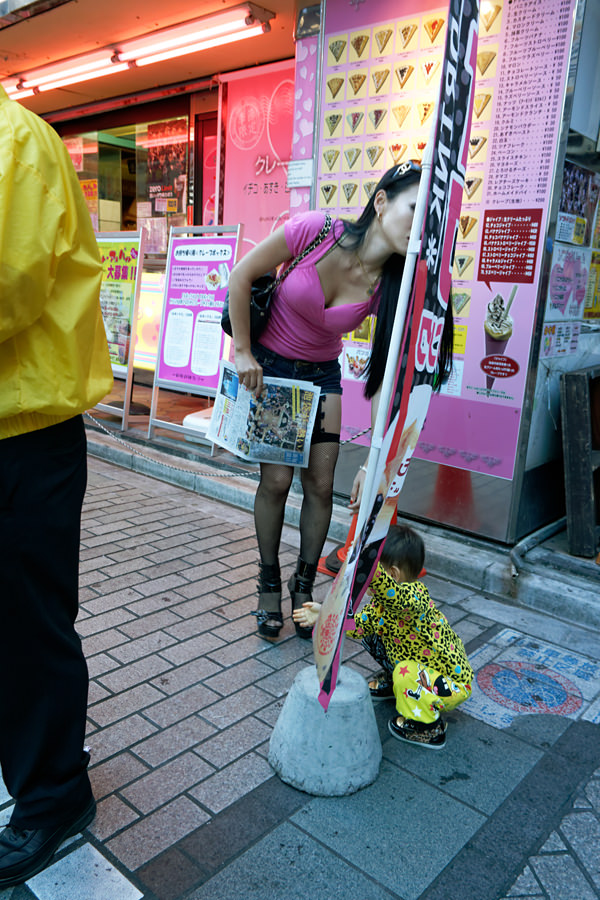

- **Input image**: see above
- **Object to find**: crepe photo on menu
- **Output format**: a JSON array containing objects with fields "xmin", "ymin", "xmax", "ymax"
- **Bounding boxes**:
[
  {"xmin": 423, "ymin": 16, "xmax": 444, "ymax": 44},
  {"xmin": 453, "ymin": 253, "xmax": 474, "ymax": 278},
  {"xmin": 473, "ymin": 91, "xmax": 492, "ymax": 119},
  {"xmin": 481, "ymin": 3, "xmax": 502, "ymax": 33},
  {"xmin": 321, "ymin": 183, "xmax": 337, "ymax": 205},
  {"xmin": 327, "ymin": 76, "xmax": 344, "ymax": 100},
  {"xmin": 368, "ymin": 107, "xmax": 387, "ymax": 131},
  {"xmin": 344, "ymin": 147, "xmax": 361, "ymax": 170},
  {"xmin": 468, "ymin": 134, "xmax": 487, "ymax": 160},
  {"xmin": 348, "ymin": 72, "xmax": 366, "ymax": 97},
  {"xmin": 322, "ymin": 148, "xmax": 340, "ymax": 172},
  {"xmin": 477, "ymin": 49, "xmax": 497, "ymax": 76},
  {"xmin": 328, "ymin": 37, "xmax": 346, "ymax": 63},
  {"xmin": 463, "ymin": 175, "xmax": 483, "ymax": 200},
  {"xmin": 374, "ymin": 27, "xmax": 393, "ymax": 54},
  {"xmin": 365, "ymin": 144, "xmax": 384, "ymax": 168},
  {"xmin": 398, "ymin": 22, "xmax": 417, "ymax": 50},
  {"xmin": 391, "ymin": 104, "xmax": 411, "ymax": 129},
  {"xmin": 395, "ymin": 63, "xmax": 414, "ymax": 90},
  {"xmin": 350, "ymin": 32, "xmax": 369, "ymax": 59}
]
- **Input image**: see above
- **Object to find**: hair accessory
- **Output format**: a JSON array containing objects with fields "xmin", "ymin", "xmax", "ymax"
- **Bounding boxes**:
[{"xmin": 391, "ymin": 160, "xmax": 422, "ymax": 180}]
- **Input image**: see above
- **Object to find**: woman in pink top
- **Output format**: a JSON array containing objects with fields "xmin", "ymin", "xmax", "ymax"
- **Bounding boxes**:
[{"xmin": 227, "ymin": 163, "xmax": 453, "ymax": 640}]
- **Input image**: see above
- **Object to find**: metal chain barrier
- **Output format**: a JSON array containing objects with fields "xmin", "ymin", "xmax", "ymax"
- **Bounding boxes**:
[{"xmin": 85, "ymin": 411, "xmax": 371, "ymax": 479}]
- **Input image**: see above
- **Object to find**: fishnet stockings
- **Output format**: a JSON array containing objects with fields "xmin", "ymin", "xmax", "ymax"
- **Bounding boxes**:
[{"xmin": 254, "ymin": 395, "xmax": 341, "ymax": 569}]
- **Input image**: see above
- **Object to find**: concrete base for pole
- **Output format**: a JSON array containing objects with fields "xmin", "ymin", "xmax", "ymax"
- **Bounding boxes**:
[{"xmin": 268, "ymin": 664, "xmax": 382, "ymax": 796}]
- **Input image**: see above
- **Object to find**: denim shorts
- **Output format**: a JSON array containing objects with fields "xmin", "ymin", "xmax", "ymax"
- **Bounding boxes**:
[{"xmin": 251, "ymin": 342, "xmax": 342, "ymax": 396}]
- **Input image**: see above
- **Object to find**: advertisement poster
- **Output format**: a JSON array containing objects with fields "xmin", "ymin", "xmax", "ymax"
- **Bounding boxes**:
[
  {"xmin": 145, "ymin": 119, "xmax": 188, "ymax": 214},
  {"xmin": 222, "ymin": 62, "xmax": 295, "ymax": 256},
  {"xmin": 418, "ymin": 0, "xmax": 579, "ymax": 480},
  {"xmin": 79, "ymin": 178, "xmax": 99, "ymax": 230},
  {"xmin": 321, "ymin": 0, "xmax": 579, "ymax": 481},
  {"xmin": 97, "ymin": 238, "xmax": 141, "ymax": 374},
  {"xmin": 156, "ymin": 234, "xmax": 238, "ymax": 394},
  {"xmin": 315, "ymin": 0, "xmax": 478, "ymax": 707},
  {"xmin": 545, "ymin": 244, "xmax": 589, "ymax": 323},
  {"xmin": 556, "ymin": 159, "xmax": 600, "ymax": 246},
  {"xmin": 133, "ymin": 271, "xmax": 165, "ymax": 371},
  {"xmin": 584, "ymin": 251, "xmax": 600, "ymax": 320}
]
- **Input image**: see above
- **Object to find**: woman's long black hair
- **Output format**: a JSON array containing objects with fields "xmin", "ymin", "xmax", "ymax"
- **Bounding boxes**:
[{"xmin": 340, "ymin": 162, "xmax": 454, "ymax": 399}]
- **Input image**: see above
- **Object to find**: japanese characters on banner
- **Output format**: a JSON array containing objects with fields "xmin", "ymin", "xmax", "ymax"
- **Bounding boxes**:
[
  {"xmin": 315, "ymin": 0, "xmax": 479, "ymax": 708},
  {"xmin": 222, "ymin": 62, "xmax": 295, "ymax": 256},
  {"xmin": 155, "ymin": 234, "xmax": 238, "ymax": 394},
  {"xmin": 97, "ymin": 238, "xmax": 141, "ymax": 374},
  {"xmin": 320, "ymin": 0, "xmax": 580, "ymax": 482}
]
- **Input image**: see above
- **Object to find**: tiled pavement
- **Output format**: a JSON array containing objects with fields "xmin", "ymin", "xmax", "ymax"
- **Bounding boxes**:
[{"xmin": 1, "ymin": 455, "xmax": 600, "ymax": 900}]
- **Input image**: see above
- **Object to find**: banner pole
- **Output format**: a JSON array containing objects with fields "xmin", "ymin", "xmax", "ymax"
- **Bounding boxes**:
[{"xmin": 356, "ymin": 123, "xmax": 436, "ymax": 536}]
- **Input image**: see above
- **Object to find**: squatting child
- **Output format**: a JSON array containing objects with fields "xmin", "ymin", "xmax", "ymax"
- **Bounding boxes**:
[{"xmin": 293, "ymin": 524, "xmax": 473, "ymax": 749}]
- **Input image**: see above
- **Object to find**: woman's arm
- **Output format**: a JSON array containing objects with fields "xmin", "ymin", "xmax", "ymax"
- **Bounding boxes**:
[{"xmin": 227, "ymin": 226, "xmax": 291, "ymax": 393}]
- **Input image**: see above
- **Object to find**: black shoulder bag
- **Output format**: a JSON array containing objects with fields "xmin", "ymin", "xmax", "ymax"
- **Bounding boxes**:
[{"xmin": 221, "ymin": 214, "xmax": 332, "ymax": 342}]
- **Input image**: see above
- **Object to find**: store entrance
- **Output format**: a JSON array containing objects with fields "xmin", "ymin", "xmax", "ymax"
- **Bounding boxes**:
[{"xmin": 193, "ymin": 114, "xmax": 218, "ymax": 226}]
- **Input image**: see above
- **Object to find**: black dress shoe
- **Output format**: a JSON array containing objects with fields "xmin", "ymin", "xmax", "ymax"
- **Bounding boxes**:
[{"xmin": 0, "ymin": 798, "xmax": 96, "ymax": 887}]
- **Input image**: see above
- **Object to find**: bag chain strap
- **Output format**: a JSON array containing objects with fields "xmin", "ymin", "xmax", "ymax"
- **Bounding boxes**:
[{"xmin": 273, "ymin": 214, "xmax": 332, "ymax": 288}]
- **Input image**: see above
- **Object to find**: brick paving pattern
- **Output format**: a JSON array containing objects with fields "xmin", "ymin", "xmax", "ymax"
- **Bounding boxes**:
[{"xmin": 0, "ymin": 455, "xmax": 598, "ymax": 900}]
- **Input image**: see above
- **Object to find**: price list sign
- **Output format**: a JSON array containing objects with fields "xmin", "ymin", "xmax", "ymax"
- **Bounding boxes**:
[
  {"xmin": 478, "ymin": 209, "xmax": 542, "ymax": 284},
  {"xmin": 412, "ymin": 0, "xmax": 580, "ymax": 486},
  {"xmin": 486, "ymin": 0, "xmax": 573, "ymax": 205}
]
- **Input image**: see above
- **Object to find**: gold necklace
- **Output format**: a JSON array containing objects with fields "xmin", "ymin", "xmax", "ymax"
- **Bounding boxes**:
[{"xmin": 355, "ymin": 252, "xmax": 381, "ymax": 296}]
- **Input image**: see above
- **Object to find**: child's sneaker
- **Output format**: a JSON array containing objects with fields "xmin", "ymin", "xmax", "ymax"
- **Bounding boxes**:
[
  {"xmin": 388, "ymin": 715, "xmax": 446, "ymax": 749},
  {"xmin": 368, "ymin": 671, "xmax": 395, "ymax": 701}
]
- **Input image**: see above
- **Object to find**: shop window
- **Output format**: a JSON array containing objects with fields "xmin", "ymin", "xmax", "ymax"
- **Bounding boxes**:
[{"xmin": 63, "ymin": 116, "xmax": 190, "ymax": 252}]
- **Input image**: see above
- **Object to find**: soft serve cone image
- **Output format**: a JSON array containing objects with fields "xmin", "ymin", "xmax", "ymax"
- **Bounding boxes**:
[{"xmin": 484, "ymin": 286, "xmax": 516, "ymax": 392}]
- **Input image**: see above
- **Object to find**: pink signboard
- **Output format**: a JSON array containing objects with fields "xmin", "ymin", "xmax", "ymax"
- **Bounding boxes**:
[
  {"xmin": 320, "ymin": 0, "xmax": 578, "ymax": 480},
  {"xmin": 222, "ymin": 62, "xmax": 295, "ymax": 256},
  {"xmin": 156, "ymin": 233, "xmax": 238, "ymax": 395}
]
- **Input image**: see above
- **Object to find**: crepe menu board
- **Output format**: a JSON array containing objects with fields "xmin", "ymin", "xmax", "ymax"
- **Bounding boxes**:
[
  {"xmin": 421, "ymin": 0, "xmax": 579, "ymax": 482},
  {"xmin": 319, "ymin": 9, "xmax": 448, "ymax": 216},
  {"xmin": 323, "ymin": 0, "xmax": 578, "ymax": 484},
  {"xmin": 319, "ymin": 2, "xmax": 454, "ymax": 449},
  {"xmin": 155, "ymin": 234, "xmax": 238, "ymax": 395}
]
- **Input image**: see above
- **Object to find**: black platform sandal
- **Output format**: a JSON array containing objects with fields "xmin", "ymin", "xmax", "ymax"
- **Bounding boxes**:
[
  {"xmin": 288, "ymin": 557, "xmax": 317, "ymax": 640},
  {"xmin": 252, "ymin": 563, "xmax": 283, "ymax": 640}
]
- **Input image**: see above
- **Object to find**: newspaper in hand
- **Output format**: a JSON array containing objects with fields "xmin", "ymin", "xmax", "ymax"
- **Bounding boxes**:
[{"xmin": 207, "ymin": 361, "xmax": 321, "ymax": 467}]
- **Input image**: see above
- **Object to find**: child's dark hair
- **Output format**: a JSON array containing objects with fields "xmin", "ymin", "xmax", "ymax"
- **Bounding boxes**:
[
  {"xmin": 380, "ymin": 524, "xmax": 424, "ymax": 581},
  {"xmin": 341, "ymin": 162, "xmax": 453, "ymax": 398}
]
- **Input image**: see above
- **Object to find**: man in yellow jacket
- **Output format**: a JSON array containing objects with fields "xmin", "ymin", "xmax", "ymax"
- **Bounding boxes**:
[{"xmin": 0, "ymin": 85, "xmax": 113, "ymax": 886}]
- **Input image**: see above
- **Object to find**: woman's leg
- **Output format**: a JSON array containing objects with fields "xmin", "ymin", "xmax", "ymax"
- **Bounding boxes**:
[
  {"xmin": 290, "ymin": 395, "xmax": 341, "ymax": 637},
  {"xmin": 252, "ymin": 462, "xmax": 294, "ymax": 638},
  {"xmin": 254, "ymin": 462, "xmax": 294, "ymax": 565},
  {"xmin": 298, "ymin": 394, "xmax": 341, "ymax": 565}
]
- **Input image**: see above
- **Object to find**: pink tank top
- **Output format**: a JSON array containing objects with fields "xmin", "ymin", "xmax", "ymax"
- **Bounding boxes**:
[{"xmin": 258, "ymin": 211, "xmax": 380, "ymax": 362}]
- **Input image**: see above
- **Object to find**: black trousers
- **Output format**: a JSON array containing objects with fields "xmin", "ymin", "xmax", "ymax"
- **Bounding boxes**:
[{"xmin": 0, "ymin": 416, "xmax": 93, "ymax": 828}]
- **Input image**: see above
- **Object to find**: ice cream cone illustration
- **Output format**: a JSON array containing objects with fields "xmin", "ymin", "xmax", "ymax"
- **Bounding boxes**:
[{"xmin": 483, "ymin": 286, "xmax": 516, "ymax": 393}]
